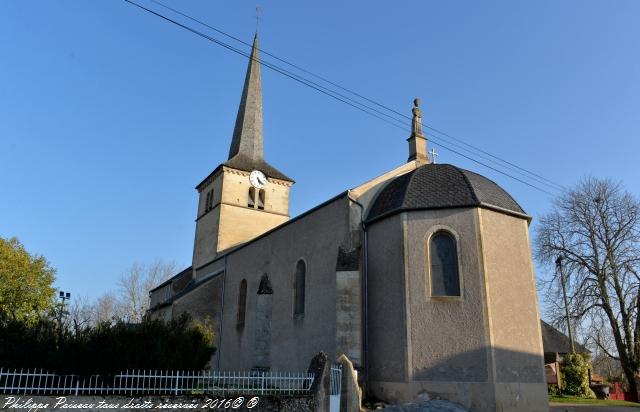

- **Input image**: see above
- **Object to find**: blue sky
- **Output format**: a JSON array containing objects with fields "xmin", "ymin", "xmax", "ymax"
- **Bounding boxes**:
[{"xmin": 1, "ymin": 1, "xmax": 639, "ymax": 307}]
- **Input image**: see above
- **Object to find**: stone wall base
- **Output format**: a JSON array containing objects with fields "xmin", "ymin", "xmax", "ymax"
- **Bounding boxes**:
[{"xmin": 368, "ymin": 380, "xmax": 548, "ymax": 412}]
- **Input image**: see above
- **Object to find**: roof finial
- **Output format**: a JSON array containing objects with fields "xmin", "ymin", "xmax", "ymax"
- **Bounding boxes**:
[
  {"xmin": 411, "ymin": 97, "xmax": 424, "ymax": 137},
  {"xmin": 407, "ymin": 97, "xmax": 429, "ymax": 164}
]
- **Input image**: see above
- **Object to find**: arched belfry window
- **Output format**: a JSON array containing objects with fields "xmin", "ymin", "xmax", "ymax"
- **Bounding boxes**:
[
  {"xmin": 248, "ymin": 187, "xmax": 256, "ymax": 208},
  {"xmin": 258, "ymin": 189, "xmax": 265, "ymax": 210},
  {"xmin": 430, "ymin": 231, "xmax": 461, "ymax": 297},
  {"xmin": 237, "ymin": 279, "xmax": 247, "ymax": 327},
  {"xmin": 294, "ymin": 260, "xmax": 306, "ymax": 316},
  {"xmin": 205, "ymin": 189, "xmax": 213, "ymax": 211}
]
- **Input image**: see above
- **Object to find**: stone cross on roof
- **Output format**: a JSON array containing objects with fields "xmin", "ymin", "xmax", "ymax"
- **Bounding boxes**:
[{"xmin": 430, "ymin": 147, "xmax": 438, "ymax": 164}]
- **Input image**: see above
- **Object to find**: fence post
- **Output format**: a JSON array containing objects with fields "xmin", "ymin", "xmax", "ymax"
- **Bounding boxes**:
[{"xmin": 174, "ymin": 371, "xmax": 179, "ymax": 396}]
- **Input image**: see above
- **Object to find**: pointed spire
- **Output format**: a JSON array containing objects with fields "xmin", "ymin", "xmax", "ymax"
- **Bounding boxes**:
[
  {"xmin": 407, "ymin": 97, "xmax": 429, "ymax": 164},
  {"xmin": 228, "ymin": 34, "xmax": 263, "ymax": 161}
]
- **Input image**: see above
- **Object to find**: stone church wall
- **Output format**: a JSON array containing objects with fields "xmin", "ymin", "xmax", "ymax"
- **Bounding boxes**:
[
  {"xmin": 197, "ymin": 174, "xmax": 224, "ymax": 216},
  {"xmin": 193, "ymin": 173, "xmax": 225, "ymax": 268},
  {"xmin": 217, "ymin": 203, "xmax": 289, "ymax": 253},
  {"xmin": 477, "ymin": 208, "xmax": 547, "ymax": 411},
  {"xmin": 192, "ymin": 169, "xmax": 292, "ymax": 268},
  {"xmin": 195, "ymin": 258, "xmax": 225, "ymax": 281},
  {"xmin": 403, "ymin": 208, "xmax": 489, "ymax": 383},
  {"xmin": 366, "ymin": 213, "xmax": 407, "ymax": 383},
  {"xmin": 335, "ymin": 269, "xmax": 362, "ymax": 366},
  {"xmin": 366, "ymin": 207, "xmax": 547, "ymax": 412},
  {"xmin": 193, "ymin": 205, "xmax": 222, "ymax": 268},
  {"xmin": 219, "ymin": 169, "xmax": 291, "ymax": 216},
  {"xmin": 217, "ymin": 195, "xmax": 351, "ymax": 372}
]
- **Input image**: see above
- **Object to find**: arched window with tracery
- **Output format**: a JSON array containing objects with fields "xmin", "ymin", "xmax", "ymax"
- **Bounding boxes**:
[
  {"xmin": 430, "ymin": 231, "xmax": 461, "ymax": 297},
  {"xmin": 294, "ymin": 260, "xmax": 306, "ymax": 316},
  {"xmin": 237, "ymin": 279, "xmax": 247, "ymax": 327}
]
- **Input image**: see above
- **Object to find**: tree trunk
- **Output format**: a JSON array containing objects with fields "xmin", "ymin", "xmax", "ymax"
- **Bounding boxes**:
[{"xmin": 625, "ymin": 367, "xmax": 639, "ymax": 401}]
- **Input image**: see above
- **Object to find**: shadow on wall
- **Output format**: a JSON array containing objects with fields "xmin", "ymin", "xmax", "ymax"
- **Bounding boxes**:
[
  {"xmin": 410, "ymin": 346, "xmax": 545, "ymax": 383},
  {"xmin": 371, "ymin": 346, "xmax": 545, "ymax": 384},
  {"xmin": 371, "ymin": 346, "xmax": 547, "ymax": 410}
]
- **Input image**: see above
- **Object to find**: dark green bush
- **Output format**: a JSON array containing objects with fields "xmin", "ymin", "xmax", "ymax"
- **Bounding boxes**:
[{"xmin": 0, "ymin": 314, "xmax": 215, "ymax": 376}]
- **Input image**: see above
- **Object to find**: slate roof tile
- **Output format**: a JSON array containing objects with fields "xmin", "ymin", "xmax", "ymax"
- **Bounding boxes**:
[{"xmin": 366, "ymin": 164, "xmax": 527, "ymax": 222}]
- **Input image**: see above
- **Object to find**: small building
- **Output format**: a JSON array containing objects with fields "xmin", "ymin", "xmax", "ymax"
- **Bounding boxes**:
[
  {"xmin": 149, "ymin": 34, "xmax": 548, "ymax": 412},
  {"xmin": 541, "ymin": 320, "xmax": 589, "ymax": 365}
]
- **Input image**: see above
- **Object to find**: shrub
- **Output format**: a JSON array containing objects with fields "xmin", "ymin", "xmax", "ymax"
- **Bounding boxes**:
[
  {"xmin": 0, "ymin": 313, "xmax": 215, "ymax": 375},
  {"xmin": 562, "ymin": 353, "xmax": 596, "ymax": 398}
]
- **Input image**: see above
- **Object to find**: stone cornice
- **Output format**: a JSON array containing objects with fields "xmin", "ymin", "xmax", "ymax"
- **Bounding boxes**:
[
  {"xmin": 222, "ymin": 166, "xmax": 294, "ymax": 187},
  {"xmin": 196, "ymin": 166, "xmax": 224, "ymax": 192}
]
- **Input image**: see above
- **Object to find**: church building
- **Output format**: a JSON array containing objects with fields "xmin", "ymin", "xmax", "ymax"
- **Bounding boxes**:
[{"xmin": 149, "ymin": 35, "xmax": 548, "ymax": 411}]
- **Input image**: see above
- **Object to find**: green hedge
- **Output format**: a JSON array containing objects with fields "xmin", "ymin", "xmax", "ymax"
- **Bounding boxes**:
[{"xmin": 0, "ymin": 314, "xmax": 215, "ymax": 376}]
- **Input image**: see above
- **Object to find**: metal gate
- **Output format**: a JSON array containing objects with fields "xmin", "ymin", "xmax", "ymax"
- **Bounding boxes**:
[{"xmin": 329, "ymin": 364, "xmax": 342, "ymax": 412}]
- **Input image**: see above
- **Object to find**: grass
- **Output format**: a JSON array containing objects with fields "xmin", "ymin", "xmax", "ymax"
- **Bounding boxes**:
[{"xmin": 550, "ymin": 395, "xmax": 640, "ymax": 407}]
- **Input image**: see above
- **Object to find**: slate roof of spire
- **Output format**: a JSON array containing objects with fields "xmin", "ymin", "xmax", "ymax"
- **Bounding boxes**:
[
  {"xmin": 224, "ymin": 34, "xmax": 291, "ymax": 182},
  {"xmin": 366, "ymin": 163, "xmax": 528, "ymax": 222},
  {"xmin": 224, "ymin": 154, "xmax": 292, "ymax": 182}
]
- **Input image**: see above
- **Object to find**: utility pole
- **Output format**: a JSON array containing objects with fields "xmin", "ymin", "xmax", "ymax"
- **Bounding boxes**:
[
  {"xmin": 556, "ymin": 256, "xmax": 576, "ymax": 353},
  {"xmin": 58, "ymin": 290, "xmax": 71, "ymax": 328}
]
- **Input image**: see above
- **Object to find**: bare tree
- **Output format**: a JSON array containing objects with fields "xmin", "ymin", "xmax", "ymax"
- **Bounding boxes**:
[
  {"xmin": 536, "ymin": 177, "xmax": 640, "ymax": 395},
  {"xmin": 92, "ymin": 291, "xmax": 124, "ymax": 325},
  {"xmin": 66, "ymin": 295, "xmax": 94, "ymax": 334},
  {"xmin": 589, "ymin": 311, "xmax": 625, "ymax": 381},
  {"xmin": 118, "ymin": 259, "xmax": 176, "ymax": 322}
]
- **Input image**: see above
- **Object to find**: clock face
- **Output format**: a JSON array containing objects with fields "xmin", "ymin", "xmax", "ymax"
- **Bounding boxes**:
[{"xmin": 249, "ymin": 170, "xmax": 267, "ymax": 188}]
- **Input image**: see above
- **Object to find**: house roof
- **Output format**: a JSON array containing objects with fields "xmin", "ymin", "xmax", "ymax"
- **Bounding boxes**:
[
  {"xmin": 541, "ymin": 320, "xmax": 590, "ymax": 354},
  {"xmin": 366, "ymin": 163, "xmax": 529, "ymax": 222}
]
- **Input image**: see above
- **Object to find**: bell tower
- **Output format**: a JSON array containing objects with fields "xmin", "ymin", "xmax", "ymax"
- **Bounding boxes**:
[{"xmin": 192, "ymin": 34, "xmax": 294, "ymax": 269}]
